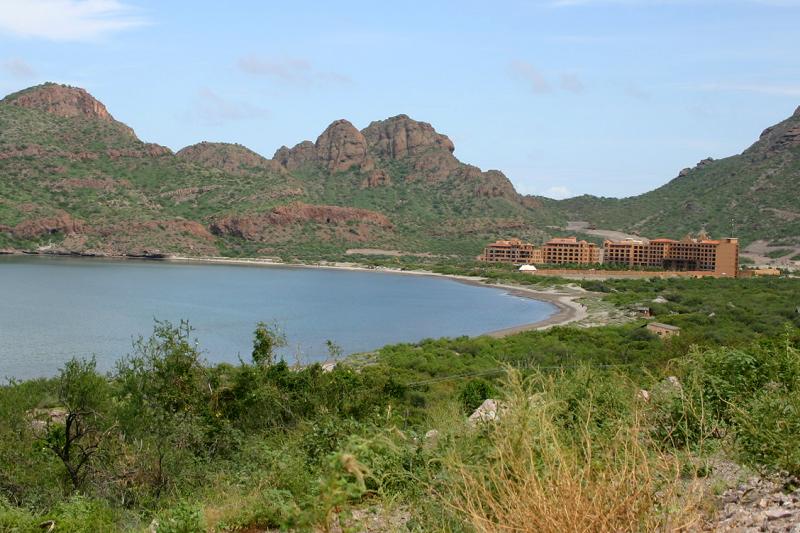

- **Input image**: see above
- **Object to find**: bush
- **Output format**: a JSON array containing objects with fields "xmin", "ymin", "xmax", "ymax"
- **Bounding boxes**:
[{"xmin": 458, "ymin": 378, "xmax": 496, "ymax": 413}]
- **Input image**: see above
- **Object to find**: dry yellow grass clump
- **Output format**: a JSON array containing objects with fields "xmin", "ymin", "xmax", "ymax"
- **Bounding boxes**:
[{"xmin": 442, "ymin": 370, "xmax": 704, "ymax": 533}]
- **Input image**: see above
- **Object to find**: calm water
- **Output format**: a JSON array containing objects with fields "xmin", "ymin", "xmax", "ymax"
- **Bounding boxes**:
[{"xmin": 0, "ymin": 256, "xmax": 555, "ymax": 380}]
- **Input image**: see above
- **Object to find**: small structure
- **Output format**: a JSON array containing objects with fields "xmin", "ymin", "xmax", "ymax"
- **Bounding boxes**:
[
  {"xmin": 647, "ymin": 322, "xmax": 681, "ymax": 338},
  {"xmin": 633, "ymin": 306, "xmax": 653, "ymax": 318},
  {"xmin": 739, "ymin": 268, "xmax": 781, "ymax": 278}
]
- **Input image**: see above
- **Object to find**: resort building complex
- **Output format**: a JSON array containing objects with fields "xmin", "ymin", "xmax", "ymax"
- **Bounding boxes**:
[
  {"xmin": 603, "ymin": 236, "xmax": 739, "ymax": 277},
  {"xmin": 481, "ymin": 236, "xmax": 599, "ymax": 265},
  {"xmin": 481, "ymin": 234, "xmax": 739, "ymax": 277},
  {"xmin": 541, "ymin": 237, "xmax": 601, "ymax": 265},
  {"xmin": 479, "ymin": 239, "xmax": 542, "ymax": 264}
]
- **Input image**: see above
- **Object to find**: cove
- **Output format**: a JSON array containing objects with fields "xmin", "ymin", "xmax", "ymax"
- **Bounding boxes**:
[{"xmin": 0, "ymin": 255, "xmax": 556, "ymax": 380}]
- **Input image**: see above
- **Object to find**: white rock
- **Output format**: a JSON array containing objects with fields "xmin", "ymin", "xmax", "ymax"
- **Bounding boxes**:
[{"xmin": 468, "ymin": 399, "xmax": 502, "ymax": 426}]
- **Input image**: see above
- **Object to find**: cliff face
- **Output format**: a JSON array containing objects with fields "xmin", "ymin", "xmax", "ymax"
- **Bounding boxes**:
[{"xmin": 362, "ymin": 114, "xmax": 455, "ymax": 159}]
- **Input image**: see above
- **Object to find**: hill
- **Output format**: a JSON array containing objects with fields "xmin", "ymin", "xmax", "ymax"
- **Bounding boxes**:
[
  {"xmin": 557, "ymin": 106, "xmax": 800, "ymax": 257},
  {"xmin": 0, "ymin": 83, "xmax": 555, "ymax": 260}
]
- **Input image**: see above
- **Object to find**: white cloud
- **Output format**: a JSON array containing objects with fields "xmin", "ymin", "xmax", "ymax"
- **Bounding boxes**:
[
  {"xmin": 237, "ymin": 56, "xmax": 352, "ymax": 87},
  {"xmin": 2, "ymin": 58, "xmax": 36, "ymax": 79},
  {"xmin": 0, "ymin": 0, "xmax": 146, "ymax": 42},
  {"xmin": 543, "ymin": 185, "xmax": 573, "ymax": 199},
  {"xmin": 190, "ymin": 88, "xmax": 269, "ymax": 127}
]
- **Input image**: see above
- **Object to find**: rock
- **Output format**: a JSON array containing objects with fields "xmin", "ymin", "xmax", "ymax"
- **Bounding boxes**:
[
  {"xmin": 468, "ymin": 399, "xmax": 503, "ymax": 426},
  {"xmin": 210, "ymin": 203, "xmax": 393, "ymax": 241},
  {"xmin": 361, "ymin": 169, "xmax": 391, "ymax": 188},
  {"xmin": 315, "ymin": 119, "xmax": 372, "ymax": 172},
  {"xmin": 666, "ymin": 376, "xmax": 681, "ymax": 388},
  {"xmin": 653, "ymin": 296, "xmax": 669, "ymax": 304},
  {"xmin": 637, "ymin": 389, "xmax": 650, "ymax": 402},
  {"xmin": 273, "ymin": 140, "xmax": 318, "ymax": 171},
  {"xmin": 361, "ymin": 114, "xmax": 455, "ymax": 159},
  {"xmin": 3, "ymin": 82, "xmax": 116, "ymax": 122},
  {"xmin": 148, "ymin": 518, "xmax": 159, "ymax": 533},
  {"xmin": 12, "ymin": 212, "xmax": 85, "ymax": 239},
  {"xmin": 424, "ymin": 429, "xmax": 439, "ymax": 444},
  {"xmin": 27, "ymin": 407, "xmax": 68, "ymax": 436},
  {"xmin": 765, "ymin": 508, "xmax": 793, "ymax": 520}
]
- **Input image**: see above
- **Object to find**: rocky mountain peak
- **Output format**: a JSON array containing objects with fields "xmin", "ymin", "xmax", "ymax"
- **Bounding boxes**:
[
  {"xmin": 362, "ymin": 114, "xmax": 455, "ymax": 160},
  {"xmin": 752, "ymin": 106, "xmax": 800, "ymax": 155},
  {"xmin": 2, "ymin": 83, "xmax": 116, "ymax": 122},
  {"xmin": 315, "ymin": 119, "xmax": 371, "ymax": 172}
]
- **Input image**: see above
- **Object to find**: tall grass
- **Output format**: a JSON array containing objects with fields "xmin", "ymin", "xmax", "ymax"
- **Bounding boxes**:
[{"xmin": 440, "ymin": 369, "xmax": 703, "ymax": 532}]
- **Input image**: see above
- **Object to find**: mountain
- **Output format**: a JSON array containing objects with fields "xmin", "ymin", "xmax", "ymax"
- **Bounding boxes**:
[
  {"xmin": 0, "ymin": 83, "xmax": 552, "ymax": 259},
  {"xmin": 557, "ymin": 106, "xmax": 800, "ymax": 253}
]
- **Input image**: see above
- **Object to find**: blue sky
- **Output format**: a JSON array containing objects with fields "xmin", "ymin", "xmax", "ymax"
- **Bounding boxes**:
[{"xmin": 0, "ymin": 0, "xmax": 798, "ymax": 199}]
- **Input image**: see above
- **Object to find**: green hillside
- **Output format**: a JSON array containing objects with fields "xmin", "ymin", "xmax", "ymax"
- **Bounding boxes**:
[
  {"xmin": 0, "ymin": 83, "xmax": 557, "ymax": 260},
  {"xmin": 558, "ymin": 106, "xmax": 800, "ymax": 248}
]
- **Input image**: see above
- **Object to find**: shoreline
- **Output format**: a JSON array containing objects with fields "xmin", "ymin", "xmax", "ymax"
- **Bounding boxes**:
[
  {"xmin": 165, "ymin": 255, "xmax": 590, "ymax": 335},
  {"xmin": 1, "ymin": 252, "xmax": 588, "ymax": 336}
]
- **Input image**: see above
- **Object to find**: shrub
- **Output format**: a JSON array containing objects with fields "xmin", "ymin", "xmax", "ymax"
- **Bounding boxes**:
[{"xmin": 458, "ymin": 379, "xmax": 496, "ymax": 414}]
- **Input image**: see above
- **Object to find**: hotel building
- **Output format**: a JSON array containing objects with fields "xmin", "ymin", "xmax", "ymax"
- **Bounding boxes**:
[
  {"xmin": 541, "ymin": 237, "xmax": 601, "ymax": 265},
  {"xmin": 480, "ymin": 239, "xmax": 543, "ymax": 264},
  {"xmin": 481, "ymin": 236, "xmax": 599, "ymax": 265},
  {"xmin": 603, "ymin": 236, "xmax": 739, "ymax": 277}
]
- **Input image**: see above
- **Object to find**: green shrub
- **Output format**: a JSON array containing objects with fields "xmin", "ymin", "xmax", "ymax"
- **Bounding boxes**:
[{"xmin": 458, "ymin": 379, "xmax": 496, "ymax": 413}]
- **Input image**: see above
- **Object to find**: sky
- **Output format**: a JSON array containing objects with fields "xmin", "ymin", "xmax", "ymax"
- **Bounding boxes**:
[{"xmin": 0, "ymin": 0, "xmax": 798, "ymax": 199}]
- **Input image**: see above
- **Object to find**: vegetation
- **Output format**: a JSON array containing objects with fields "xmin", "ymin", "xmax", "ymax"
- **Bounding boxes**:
[
  {"xmin": 558, "ymin": 107, "xmax": 800, "ymax": 247},
  {"xmin": 1, "ymin": 275, "xmax": 799, "ymax": 531}
]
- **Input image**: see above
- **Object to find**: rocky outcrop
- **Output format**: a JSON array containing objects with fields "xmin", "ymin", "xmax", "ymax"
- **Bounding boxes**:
[
  {"xmin": 210, "ymin": 202, "xmax": 392, "ymax": 240},
  {"xmin": 176, "ymin": 142, "xmax": 283, "ymax": 175},
  {"xmin": 471, "ymin": 169, "xmax": 519, "ymax": 199},
  {"xmin": 362, "ymin": 114, "xmax": 455, "ymax": 159},
  {"xmin": 361, "ymin": 169, "xmax": 391, "ymax": 189},
  {"xmin": 106, "ymin": 144, "xmax": 172, "ymax": 158},
  {"xmin": 273, "ymin": 141, "xmax": 318, "ymax": 171},
  {"xmin": 467, "ymin": 399, "xmax": 504, "ymax": 426},
  {"xmin": 274, "ymin": 120, "xmax": 374, "ymax": 173},
  {"xmin": 315, "ymin": 119, "xmax": 372, "ymax": 172},
  {"xmin": 12, "ymin": 213, "xmax": 85, "ymax": 239},
  {"xmin": 3, "ymin": 83, "xmax": 121, "ymax": 123},
  {"xmin": 751, "ymin": 107, "xmax": 800, "ymax": 156}
]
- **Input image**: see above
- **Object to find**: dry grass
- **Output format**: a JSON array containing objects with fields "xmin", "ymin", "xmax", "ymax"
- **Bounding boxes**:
[{"xmin": 442, "ymin": 370, "xmax": 704, "ymax": 533}]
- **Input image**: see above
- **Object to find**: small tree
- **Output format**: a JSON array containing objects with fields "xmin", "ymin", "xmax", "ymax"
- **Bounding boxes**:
[
  {"xmin": 252, "ymin": 322, "xmax": 287, "ymax": 366},
  {"xmin": 46, "ymin": 357, "xmax": 111, "ymax": 490}
]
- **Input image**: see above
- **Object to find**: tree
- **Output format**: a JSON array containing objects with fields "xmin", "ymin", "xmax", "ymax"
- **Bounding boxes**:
[
  {"xmin": 252, "ymin": 322, "xmax": 287, "ymax": 366},
  {"xmin": 46, "ymin": 357, "xmax": 112, "ymax": 490}
]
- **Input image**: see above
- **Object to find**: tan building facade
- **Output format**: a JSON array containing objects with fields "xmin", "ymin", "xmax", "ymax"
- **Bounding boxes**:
[
  {"xmin": 541, "ymin": 237, "xmax": 601, "ymax": 265},
  {"xmin": 480, "ymin": 239, "xmax": 543, "ymax": 264},
  {"xmin": 604, "ymin": 236, "xmax": 739, "ymax": 277},
  {"xmin": 480, "ymin": 237, "xmax": 599, "ymax": 265}
]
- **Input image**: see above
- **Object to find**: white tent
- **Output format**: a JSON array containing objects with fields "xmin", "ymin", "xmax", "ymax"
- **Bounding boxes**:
[{"xmin": 518, "ymin": 264, "xmax": 537, "ymax": 271}]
